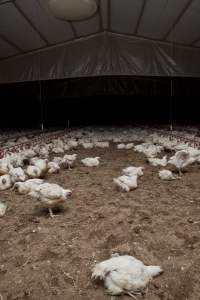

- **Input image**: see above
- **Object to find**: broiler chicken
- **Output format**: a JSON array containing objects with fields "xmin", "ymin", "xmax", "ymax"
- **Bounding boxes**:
[
  {"xmin": 168, "ymin": 150, "xmax": 196, "ymax": 175},
  {"xmin": 9, "ymin": 167, "xmax": 26, "ymax": 182},
  {"xmin": 13, "ymin": 179, "xmax": 44, "ymax": 194},
  {"xmin": 113, "ymin": 175, "xmax": 138, "ymax": 192},
  {"xmin": 61, "ymin": 154, "xmax": 77, "ymax": 169},
  {"xmin": 159, "ymin": 170, "xmax": 178, "ymax": 181},
  {"xmin": 0, "ymin": 174, "xmax": 12, "ymax": 190},
  {"xmin": 81, "ymin": 157, "xmax": 100, "ymax": 167},
  {"xmin": 148, "ymin": 156, "xmax": 167, "ymax": 167},
  {"xmin": 48, "ymin": 162, "xmax": 60, "ymax": 174},
  {"xmin": 122, "ymin": 166, "xmax": 144, "ymax": 177},
  {"xmin": 92, "ymin": 254, "xmax": 162, "ymax": 298},
  {"xmin": 26, "ymin": 166, "xmax": 42, "ymax": 178},
  {"xmin": 29, "ymin": 183, "xmax": 72, "ymax": 218}
]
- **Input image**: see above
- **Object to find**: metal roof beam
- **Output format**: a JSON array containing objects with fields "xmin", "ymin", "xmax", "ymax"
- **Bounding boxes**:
[
  {"xmin": 163, "ymin": 0, "xmax": 193, "ymax": 40},
  {"xmin": 133, "ymin": 0, "xmax": 147, "ymax": 35},
  {"xmin": 68, "ymin": 22, "xmax": 78, "ymax": 38},
  {"xmin": 107, "ymin": 0, "xmax": 111, "ymax": 31},
  {"xmin": 0, "ymin": 33, "xmax": 23, "ymax": 52},
  {"xmin": 190, "ymin": 36, "xmax": 200, "ymax": 46},
  {"xmin": 13, "ymin": 0, "xmax": 49, "ymax": 45}
]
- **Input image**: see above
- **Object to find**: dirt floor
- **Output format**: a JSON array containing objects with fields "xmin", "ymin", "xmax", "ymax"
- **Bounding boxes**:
[{"xmin": 0, "ymin": 144, "xmax": 200, "ymax": 300}]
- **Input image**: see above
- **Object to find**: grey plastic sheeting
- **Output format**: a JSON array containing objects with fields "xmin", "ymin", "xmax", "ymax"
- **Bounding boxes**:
[{"xmin": 0, "ymin": 32, "xmax": 200, "ymax": 83}]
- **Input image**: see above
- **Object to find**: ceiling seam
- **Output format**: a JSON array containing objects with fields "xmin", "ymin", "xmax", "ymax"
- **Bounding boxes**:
[
  {"xmin": 133, "ymin": 0, "xmax": 147, "ymax": 35},
  {"xmin": 99, "ymin": 1, "xmax": 103, "ymax": 32},
  {"xmin": 108, "ymin": 30, "xmax": 200, "ymax": 50},
  {"xmin": 0, "ymin": 33, "xmax": 23, "ymax": 52},
  {"xmin": 0, "ymin": 0, "xmax": 12, "ymax": 5},
  {"xmin": 107, "ymin": 0, "xmax": 111, "ymax": 31},
  {"xmin": 0, "ymin": 32, "xmax": 105, "ymax": 63},
  {"xmin": 190, "ymin": 36, "xmax": 200, "ymax": 46},
  {"xmin": 162, "ymin": 0, "xmax": 194, "ymax": 40},
  {"xmin": 12, "ymin": 0, "xmax": 49, "ymax": 45},
  {"xmin": 68, "ymin": 22, "xmax": 78, "ymax": 38}
]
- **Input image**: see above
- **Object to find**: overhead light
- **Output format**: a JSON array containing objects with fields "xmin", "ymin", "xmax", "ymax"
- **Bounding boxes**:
[{"xmin": 48, "ymin": 0, "xmax": 98, "ymax": 22}]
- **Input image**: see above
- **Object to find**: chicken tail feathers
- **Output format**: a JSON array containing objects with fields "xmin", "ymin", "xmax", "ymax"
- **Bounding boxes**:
[
  {"xmin": 91, "ymin": 264, "xmax": 107, "ymax": 280},
  {"xmin": 146, "ymin": 266, "xmax": 163, "ymax": 278}
]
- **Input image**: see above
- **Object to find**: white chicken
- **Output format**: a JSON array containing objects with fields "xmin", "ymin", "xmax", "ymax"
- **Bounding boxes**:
[
  {"xmin": 33, "ymin": 159, "xmax": 48, "ymax": 175},
  {"xmin": 48, "ymin": 162, "xmax": 60, "ymax": 174},
  {"xmin": 117, "ymin": 144, "xmax": 126, "ymax": 150},
  {"xmin": 122, "ymin": 166, "xmax": 144, "ymax": 177},
  {"xmin": 0, "ymin": 201, "xmax": 7, "ymax": 217},
  {"xmin": 81, "ymin": 142, "xmax": 94, "ymax": 149},
  {"xmin": 168, "ymin": 150, "xmax": 196, "ymax": 175},
  {"xmin": 9, "ymin": 167, "xmax": 26, "ymax": 182},
  {"xmin": 94, "ymin": 142, "xmax": 109, "ymax": 148},
  {"xmin": 125, "ymin": 143, "xmax": 134, "ymax": 150},
  {"xmin": 158, "ymin": 170, "xmax": 178, "ymax": 181},
  {"xmin": 26, "ymin": 166, "xmax": 42, "ymax": 178},
  {"xmin": 52, "ymin": 147, "xmax": 64, "ymax": 154},
  {"xmin": 0, "ymin": 174, "xmax": 12, "ymax": 190},
  {"xmin": 13, "ymin": 179, "xmax": 44, "ymax": 194},
  {"xmin": 148, "ymin": 156, "xmax": 167, "ymax": 167},
  {"xmin": 92, "ymin": 254, "xmax": 162, "ymax": 297},
  {"xmin": 0, "ymin": 159, "xmax": 11, "ymax": 175},
  {"xmin": 67, "ymin": 140, "xmax": 78, "ymax": 149},
  {"xmin": 29, "ymin": 183, "xmax": 72, "ymax": 218},
  {"xmin": 113, "ymin": 175, "xmax": 138, "ymax": 192},
  {"xmin": 61, "ymin": 154, "xmax": 77, "ymax": 169},
  {"xmin": 52, "ymin": 156, "xmax": 63, "ymax": 165},
  {"xmin": 81, "ymin": 157, "xmax": 100, "ymax": 167}
]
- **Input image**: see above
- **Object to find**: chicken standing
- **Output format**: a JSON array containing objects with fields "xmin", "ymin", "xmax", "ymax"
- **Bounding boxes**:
[
  {"xmin": 168, "ymin": 150, "xmax": 195, "ymax": 175},
  {"xmin": 29, "ymin": 183, "xmax": 72, "ymax": 218}
]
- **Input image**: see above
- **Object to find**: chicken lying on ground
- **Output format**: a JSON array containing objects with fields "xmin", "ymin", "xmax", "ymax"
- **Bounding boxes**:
[
  {"xmin": 9, "ymin": 167, "xmax": 26, "ymax": 182},
  {"xmin": 113, "ymin": 175, "xmax": 138, "ymax": 192},
  {"xmin": 122, "ymin": 166, "xmax": 144, "ymax": 177},
  {"xmin": 117, "ymin": 144, "xmax": 126, "ymax": 150},
  {"xmin": 168, "ymin": 150, "xmax": 196, "ymax": 175},
  {"xmin": 148, "ymin": 156, "xmax": 167, "ymax": 167},
  {"xmin": 92, "ymin": 254, "xmax": 162, "ymax": 298},
  {"xmin": 0, "ymin": 175, "xmax": 12, "ymax": 190},
  {"xmin": 0, "ymin": 201, "xmax": 7, "ymax": 217},
  {"xmin": 159, "ymin": 170, "xmax": 178, "ymax": 181},
  {"xmin": 48, "ymin": 162, "xmax": 60, "ymax": 174},
  {"xmin": 81, "ymin": 157, "xmax": 100, "ymax": 167},
  {"xmin": 26, "ymin": 166, "xmax": 42, "ymax": 178},
  {"xmin": 94, "ymin": 142, "xmax": 109, "ymax": 148},
  {"xmin": 29, "ymin": 183, "xmax": 72, "ymax": 218},
  {"xmin": 13, "ymin": 179, "xmax": 44, "ymax": 194}
]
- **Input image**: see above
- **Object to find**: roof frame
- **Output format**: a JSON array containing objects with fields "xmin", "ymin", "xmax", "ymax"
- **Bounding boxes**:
[
  {"xmin": 133, "ymin": 0, "xmax": 147, "ymax": 35},
  {"xmin": 13, "ymin": 0, "xmax": 49, "ymax": 45},
  {"xmin": 162, "ymin": 0, "xmax": 194, "ymax": 40},
  {"xmin": 0, "ymin": 32, "xmax": 22, "ymax": 52}
]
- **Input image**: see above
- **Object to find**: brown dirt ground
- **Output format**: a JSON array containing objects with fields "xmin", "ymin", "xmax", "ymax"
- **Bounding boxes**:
[{"xmin": 0, "ymin": 144, "xmax": 200, "ymax": 300}]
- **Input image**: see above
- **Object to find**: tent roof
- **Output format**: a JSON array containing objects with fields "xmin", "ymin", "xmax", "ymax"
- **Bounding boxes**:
[{"xmin": 1, "ymin": 0, "xmax": 200, "ymax": 61}]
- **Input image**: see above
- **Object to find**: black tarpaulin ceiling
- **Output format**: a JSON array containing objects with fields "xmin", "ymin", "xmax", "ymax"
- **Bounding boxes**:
[{"xmin": 0, "ymin": 0, "xmax": 200, "ymax": 82}]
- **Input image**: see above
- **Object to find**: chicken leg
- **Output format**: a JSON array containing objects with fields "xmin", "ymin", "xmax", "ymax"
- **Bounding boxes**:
[{"xmin": 48, "ymin": 207, "xmax": 55, "ymax": 218}]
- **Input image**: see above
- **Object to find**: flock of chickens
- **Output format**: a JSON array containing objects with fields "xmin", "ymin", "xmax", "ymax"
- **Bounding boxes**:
[{"xmin": 0, "ymin": 126, "xmax": 199, "ymax": 298}]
